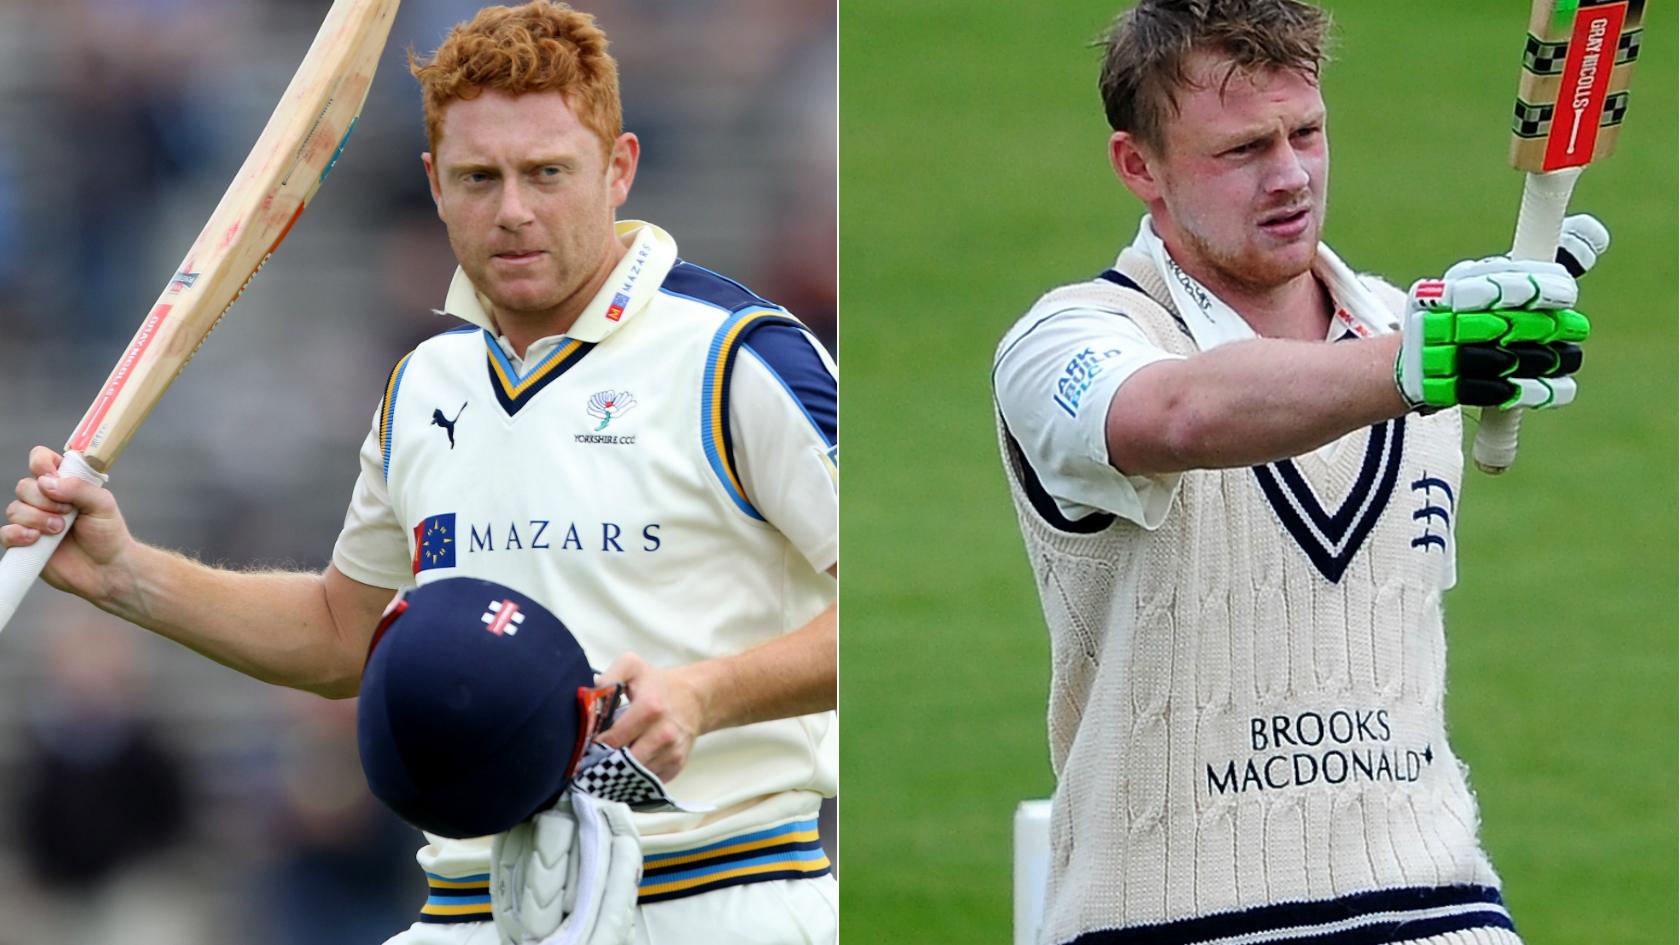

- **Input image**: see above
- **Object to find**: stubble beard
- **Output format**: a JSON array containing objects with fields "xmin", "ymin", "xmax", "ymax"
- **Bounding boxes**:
[
  {"xmin": 455, "ymin": 240, "xmax": 580, "ymax": 324},
  {"xmin": 1164, "ymin": 186, "xmax": 1326, "ymax": 297},
  {"xmin": 450, "ymin": 209, "xmax": 619, "ymax": 330},
  {"xmin": 1180, "ymin": 211, "xmax": 1320, "ymax": 296}
]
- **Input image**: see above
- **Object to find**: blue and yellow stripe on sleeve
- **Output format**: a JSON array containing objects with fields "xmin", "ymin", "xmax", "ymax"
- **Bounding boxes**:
[
  {"xmin": 701, "ymin": 308, "xmax": 804, "ymax": 519},
  {"xmin": 378, "ymin": 351, "xmax": 415, "ymax": 482},
  {"xmin": 739, "ymin": 320, "xmax": 837, "ymax": 448}
]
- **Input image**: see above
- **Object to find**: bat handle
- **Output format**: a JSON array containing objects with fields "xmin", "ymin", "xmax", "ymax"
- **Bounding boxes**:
[
  {"xmin": 1473, "ymin": 166, "xmax": 1583, "ymax": 474},
  {"xmin": 0, "ymin": 451, "xmax": 109, "ymax": 633}
]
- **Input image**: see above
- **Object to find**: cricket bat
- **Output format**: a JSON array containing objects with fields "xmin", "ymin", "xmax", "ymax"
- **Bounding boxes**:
[
  {"xmin": 0, "ymin": 0, "xmax": 402, "ymax": 631},
  {"xmin": 1474, "ymin": 0, "xmax": 1643, "ymax": 474}
]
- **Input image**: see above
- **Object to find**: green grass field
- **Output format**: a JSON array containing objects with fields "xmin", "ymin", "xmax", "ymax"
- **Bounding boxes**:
[{"xmin": 839, "ymin": 2, "xmax": 1677, "ymax": 942}]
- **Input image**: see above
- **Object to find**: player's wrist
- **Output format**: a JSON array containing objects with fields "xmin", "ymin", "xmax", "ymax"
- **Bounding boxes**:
[
  {"xmin": 90, "ymin": 538, "xmax": 164, "ymax": 621},
  {"xmin": 667, "ymin": 661, "xmax": 718, "ymax": 736}
]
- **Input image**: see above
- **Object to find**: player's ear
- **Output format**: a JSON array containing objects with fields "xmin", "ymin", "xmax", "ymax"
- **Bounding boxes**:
[
  {"xmin": 421, "ymin": 152, "xmax": 444, "ymax": 218},
  {"xmin": 1110, "ymin": 131, "xmax": 1163, "ymax": 204},
  {"xmin": 607, "ymin": 132, "xmax": 639, "ymax": 208}
]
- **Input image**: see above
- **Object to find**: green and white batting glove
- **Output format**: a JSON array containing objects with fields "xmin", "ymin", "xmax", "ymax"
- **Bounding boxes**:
[{"xmin": 1395, "ymin": 214, "xmax": 1605, "ymax": 411}]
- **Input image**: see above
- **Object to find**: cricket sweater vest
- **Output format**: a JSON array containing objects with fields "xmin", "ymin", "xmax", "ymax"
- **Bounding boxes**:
[
  {"xmin": 375, "ymin": 240, "xmax": 834, "ymax": 919},
  {"xmin": 997, "ymin": 253, "xmax": 1519, "ymax": 945}
]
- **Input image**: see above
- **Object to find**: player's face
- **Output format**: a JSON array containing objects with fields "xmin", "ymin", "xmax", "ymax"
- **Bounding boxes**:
[
  {"xmin": 425, "ymin": 89, "xmax": 637, "ymax": 324},
  {"xmin": 1124, "ymin": 54, "xmax": 1328, "ymax": 294}
]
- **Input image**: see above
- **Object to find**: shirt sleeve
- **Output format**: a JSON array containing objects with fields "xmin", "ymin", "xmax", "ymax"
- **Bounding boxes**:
[
  {"xmin": 993, "ymin": 304, "xmax": 1185, "ymax": 528},
  {"xmin": 727, "ymin": 321, "xmax": 838, "ymax": 573},
  {"xmin": 331, "ymin": 409, "xmax": 415, "ymax": 589}
]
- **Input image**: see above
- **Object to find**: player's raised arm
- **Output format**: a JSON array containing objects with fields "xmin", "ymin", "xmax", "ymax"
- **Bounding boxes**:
[
  {"xmin": 1100, "ymin": 333, "xmax": 1405, "ymax": 474},
  {"xmin": 4, "ymin": 445, "xmax": 393, "ymax": 697},
  {"xmin": 0, "ymin": 0, "xmax": 399, "ymax": 633},
  {"xmin": 1101, "ymin": 247, "xmax": 1593, "ymax": 476},
  {"xmin": 995, "ymin": 233, "xmax": 1598, "ymax": 534}
]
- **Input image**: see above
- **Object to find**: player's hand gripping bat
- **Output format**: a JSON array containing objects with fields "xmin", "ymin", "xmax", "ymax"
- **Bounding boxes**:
[
  {"xmin": 1474, "ymin": 0, "xmax": 1643, "ymax": 473},
  {"xmin": 0, "ymin": 0, "xmax": 402, "ymax": 630}
]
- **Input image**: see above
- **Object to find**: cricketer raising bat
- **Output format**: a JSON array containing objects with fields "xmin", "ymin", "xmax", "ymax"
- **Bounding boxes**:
[
  {"xmin": 0, "ymin": 0, "xmax": 402, "ymax": 631},
  {"xmin": 1474, "ymin": 0, "xmax": 1643, "ymax": 474}
]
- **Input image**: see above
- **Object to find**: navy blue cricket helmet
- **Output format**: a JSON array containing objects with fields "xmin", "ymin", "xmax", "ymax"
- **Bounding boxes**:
[{"xmin": 356, "ymin": 577, "xmax": 609, "ymax": 838}]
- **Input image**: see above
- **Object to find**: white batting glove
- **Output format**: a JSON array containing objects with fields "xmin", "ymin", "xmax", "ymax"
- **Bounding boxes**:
[
  {"xmin": 1421, "ymin": 213, "xmax": 1607, "ymax": 310},
  {"xmin": 492, "ymin": 791, "xmax": 642, "ymax": 945},
  {"xmin": 1555, "ymin": 213, "xmax": 1610, "ymax": 277},
  {"xmin": 1425, "ymin": 256, "xmax": 1577, "ymax": 312}
]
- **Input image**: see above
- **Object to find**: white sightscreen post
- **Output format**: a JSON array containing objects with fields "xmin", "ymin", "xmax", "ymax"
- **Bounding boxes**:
[{"xmin": 1014, "ymin": 799, "xmax": 1053, "ymax": 945}]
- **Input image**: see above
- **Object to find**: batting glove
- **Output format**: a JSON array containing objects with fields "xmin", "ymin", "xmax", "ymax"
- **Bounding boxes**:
[
  {"xmin": 491, "ymin": 791, "xmax": 641, "ymax": 945},
  {"xmin": 1395, "ymin": 214, "xmax": 1604, "ymax": 411},
  {"xmin": 1555, "ymin": 212, "xmax": 1610, "ymax": 277}
]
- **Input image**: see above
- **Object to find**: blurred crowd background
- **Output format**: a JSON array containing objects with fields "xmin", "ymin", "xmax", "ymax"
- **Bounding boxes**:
[{"xmin": 0, "ymin": 0, "xmax": 835, "ymax": 941}]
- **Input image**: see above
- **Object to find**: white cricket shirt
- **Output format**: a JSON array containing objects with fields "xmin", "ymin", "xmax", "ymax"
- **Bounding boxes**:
[{"xmin": 332, "ymin": 221, "xmax": 837, "ymax": 900}]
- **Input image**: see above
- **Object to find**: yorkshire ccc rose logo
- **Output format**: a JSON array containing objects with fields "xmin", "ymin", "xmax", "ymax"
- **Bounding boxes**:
[{"xmin": 587, "ymin": 390, "xmax": 637, "ymax": 430}]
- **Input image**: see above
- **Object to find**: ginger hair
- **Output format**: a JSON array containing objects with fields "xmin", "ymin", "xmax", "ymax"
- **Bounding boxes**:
[
  {"xmin": 409, "ymin": 1, "xmax": 622, "ymax": 156},
  {"xmin": 1098, "ymin": 0, "xmax": 1331, "ymax": 151}
]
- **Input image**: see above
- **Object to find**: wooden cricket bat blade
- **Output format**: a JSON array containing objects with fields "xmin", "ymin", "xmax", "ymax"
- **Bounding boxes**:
[{"xmin": 0, "ymin": 0, "xmax": 402, "ymax": 633}]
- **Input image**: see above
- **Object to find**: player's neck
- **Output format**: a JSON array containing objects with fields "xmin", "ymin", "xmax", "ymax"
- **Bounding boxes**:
[
  {"xmin": 1155, "ymin": 227, "xmax": 1331, "ymax": 342},
  {"xmin": 1171, "ymin": 252, "xmax": 1328, "ymax": 341},
  {"xmin": 496, "ymin": 233, "xmax": 631, "ymax": 358},
  {"xmin": 1224, "ymin": 272, "xmax": 1332, "ymax": 342}
]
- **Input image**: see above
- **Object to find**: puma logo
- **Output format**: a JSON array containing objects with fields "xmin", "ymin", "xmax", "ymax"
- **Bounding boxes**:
[{"xmin": 431, "ymin": 402, "xmax": 467, "ymax": 449}]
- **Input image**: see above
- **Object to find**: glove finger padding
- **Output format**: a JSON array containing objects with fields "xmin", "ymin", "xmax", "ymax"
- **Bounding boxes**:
[
  {"xmin": 491, "ymin": 792, "xmax": 641, "ymax": 945},
  {"xmin": 1453, "ymin": 376, "xmax": 1517, "ymax": 409},
  {"xmin": 1432, "ymin": 258, "xmax": 1577, "ymax": 312},
  {"xmin": 1500, "ymin": 376, "xmax": 1578, "ymax": 410},
  {"xmin": 1501, "ymin": 341, "xmax": 1582, "ymax": 378},
  {"xmin": 1556, "ymin": 213, "xmax": 1610, "ymax": 277},
  {"xmin": 1398, "ymin": 277, "xmax": 1591, "ymax": 410},
  {"xmin": 1438, "ymin": 349, "xmax": 1585, "ymax": 407},
  {"xmin": 1446, "ymin": 341, "xmax": 1583, "ymax": 386}
]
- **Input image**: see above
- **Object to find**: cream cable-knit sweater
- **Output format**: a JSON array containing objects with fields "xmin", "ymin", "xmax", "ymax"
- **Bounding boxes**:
[{"xmin": 996, "ymin": 251, "xmax": 1520, "ymax": 945}]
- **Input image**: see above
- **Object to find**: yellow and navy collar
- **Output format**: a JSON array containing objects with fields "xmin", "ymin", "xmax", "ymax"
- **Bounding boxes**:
[
  {"xmin": 438, "ymin": 220, "xmax": 679, "ymax": 345},
  {"xmin": 436, "ymin": 221, "xmax": 678, "ymax": 416}
]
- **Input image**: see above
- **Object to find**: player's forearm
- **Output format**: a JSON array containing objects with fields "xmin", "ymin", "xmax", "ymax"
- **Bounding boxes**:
[
  {"xmin": 95, "ymin": 543, "xmax": 365, "ymax": 697},
  {"xmin": 680, "ymin": 603, "xmax": 837, "ymax": 735},
  {"xmin": 1108, "ymin": 333, "xmax": 1408, "ymax": 474}
]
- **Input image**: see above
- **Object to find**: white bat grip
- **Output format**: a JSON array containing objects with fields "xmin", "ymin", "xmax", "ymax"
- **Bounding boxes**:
[
  {"xmin": 0, "ymin": 451, "xmax": 108, "ymax": 633},
  {"xmin": 1473, "ymin": 167, "xmax": 1583, "ymax": 474}
]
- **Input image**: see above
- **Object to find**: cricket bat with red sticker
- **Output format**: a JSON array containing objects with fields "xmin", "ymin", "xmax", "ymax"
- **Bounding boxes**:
[
  {"xmin": 1474, "ymin": 0, "xmax": 1643, "ymax": 473},
  {"xmin": 0, "ymin": 0, "xmax": 402, "ymax": 630}
]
